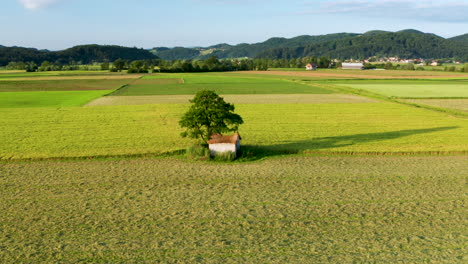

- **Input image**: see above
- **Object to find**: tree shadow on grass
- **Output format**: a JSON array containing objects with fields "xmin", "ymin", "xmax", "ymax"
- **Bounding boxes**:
[{"xmin": 237, "ymin": 126, "xmax": 458, "ymax": 161}]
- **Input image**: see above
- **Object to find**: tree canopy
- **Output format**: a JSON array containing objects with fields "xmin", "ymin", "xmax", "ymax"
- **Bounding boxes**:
[{"xmin": 179, "ymin": 90, "xmax": 243, "ymax": 143}]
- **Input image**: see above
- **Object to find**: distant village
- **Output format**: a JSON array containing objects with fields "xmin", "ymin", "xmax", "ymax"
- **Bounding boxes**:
[{"xmin": 343, "ymin": 57, "xmax": 463, "ymax": 66}]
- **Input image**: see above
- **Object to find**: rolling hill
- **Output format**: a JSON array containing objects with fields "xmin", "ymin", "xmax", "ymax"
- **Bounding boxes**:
[
  {"xmin": 150, "ymin": 33, "xmax": 359, "ymax": 60},
  {"xmin": 0, "ymin": 45, "xmax": 158, "ymax": 66},
  {"xmin": 152, "ymin": 30, "xmax": 468, "ymax": 61},
  {"xmin": 256, "ymin": 31, "xmax": 468, "ymax": 61}
]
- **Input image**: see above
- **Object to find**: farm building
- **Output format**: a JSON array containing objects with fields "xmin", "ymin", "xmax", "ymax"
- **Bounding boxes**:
[
  {"xmin": 208, "ymin": 133, "xmax": 241, "ymax": 157},
  {"xmin": 342, "ymin": 63, "xmax": 364, "ymax": 70},
  {"xmin": 305, "ymin": 63, "xmax": 317, "ymax": 71}
]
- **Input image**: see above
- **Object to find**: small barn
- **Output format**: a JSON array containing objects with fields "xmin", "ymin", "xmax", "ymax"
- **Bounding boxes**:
[
  {"xmin": 207, "ymin": 133, "xmax": 241, "ymax": 157},
  {"xmin": 342, "ymin": 63, "xmax": 364, "ymax": 70},
  {"xmin": 306, "ymin": 63, "xmax": 317, "ymax": 71}
]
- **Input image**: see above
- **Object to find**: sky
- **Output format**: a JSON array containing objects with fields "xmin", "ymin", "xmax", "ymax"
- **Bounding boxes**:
[{"xmin": 1, "ymin": 0, "xmax": 468, "ymax": 50}]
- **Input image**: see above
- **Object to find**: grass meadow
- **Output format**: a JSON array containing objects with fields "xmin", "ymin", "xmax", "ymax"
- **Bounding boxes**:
[
  {"xmin": 1, "ymin": 102, "xmax": 467, "ymax": 160},
  {"xmin": 338, "ymin": 82, "xmax": 467, "ymax": 98},
  {"xmin": 401, "ymin": 99, "xmax": 468, "ymax": 112},
  {"xmin": 0, "ymin": 70, "xmax": 467, "ymax": 262},
  {"xmin": 111, "ymin": 74, "xmax": 333, "ymax": 95},
  {"xmin": 86, "ymin": 94, "xmax": 378, "ymax": 106},
  {"xmin": 1, "ymin": 156, "xmax": 466, "ymax": 262},
  {"xmin": 0, "ymin": 78, "xmax": 134, "ymax": 92},
  {"xmin": 0, "ymin": 90, "xmax": 113, "ymax": 108}
]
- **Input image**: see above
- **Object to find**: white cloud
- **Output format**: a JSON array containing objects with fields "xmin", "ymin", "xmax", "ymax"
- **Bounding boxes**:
[
  {"xmin": 300, "ymin": 0, "xmax": 468, "ymax": 23},
  {"xmin": 19, "ymin": 0, "xmax": 60, "ymax": 9}
]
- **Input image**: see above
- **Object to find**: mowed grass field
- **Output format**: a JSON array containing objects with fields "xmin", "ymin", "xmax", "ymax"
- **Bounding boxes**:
[
  {"xmin": 1, "ymin": 156, "xmax": 466, "ymax": 262},
  {"xmin": 111, "ymin": 74, "xmax": 332, "ymax": 95},
  {"xmin": 1, "ymin": 70, "xmax": 467, "ymax": 262},
  {"xmin": 319, "ymin": 79, "xmax": 468, "ymax": 97},
  {"xmin": 0, "ymin": 90, "xmax": 113, "ymax": 108},
  {"xmin": 86, "ymin": 94, "xmax": 378, "ymax": 106},
  {"xmin": 1, "ymin": 102, "xmax": 467, "ymax": 159},
  {"xmin": 0, "ymin": 76, "xmax": 139, "ymax": 108},
  {"xmin": 0, "ymin": 78, "xmax": 135, "ymax": 92},
  {"xmin": 401, "ymin": 99, "xmax": 468, "ymax": 112}
]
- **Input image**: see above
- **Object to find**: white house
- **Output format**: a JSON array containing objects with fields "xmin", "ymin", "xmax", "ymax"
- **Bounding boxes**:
[
  {"xmin": 305, "ymin": 63, "xmax": 317, "ymax": 71},
  {"xmin": 341, "ymin": 63, "xmax": 364, "ymax": 70},
  {"xmin": 207, "ymin": 133, "xmax": 241, "ymax": 157}
]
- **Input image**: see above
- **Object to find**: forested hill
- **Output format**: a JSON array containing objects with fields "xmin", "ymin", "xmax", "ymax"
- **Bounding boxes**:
[
  {"xmin": 0, "ymin": 45, "xmax": 157, "ymax": 66},
  {"xmin": 255, "ymin": 31, "xmax": 468, "ymax": 61},
  {"xmin": 150, "ymin": 33, "xmax": 359, "ymax": 60},
  {"xmin": 449, "ymin": 33, "xmax": 468, "ymax": 43},
  {"xmin": 151, "ymin": 30, "xmax": 468, "ymax": 61}
]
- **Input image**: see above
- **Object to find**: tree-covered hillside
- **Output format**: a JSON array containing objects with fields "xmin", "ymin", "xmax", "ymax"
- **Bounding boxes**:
[
  {"xmin": 256, "ymin": 31, "xmax": 468, "ymax": 61},
  {"xmin": 151, "ymin": 33, "xmax": 359, "ymax": 60},
  {"xmin": 0, "ymin": 45, "xmax": 157, "ymax": 66},
  {"xmin": 449, "ymin": 34, "xmax": 468, "ymax": 43}
]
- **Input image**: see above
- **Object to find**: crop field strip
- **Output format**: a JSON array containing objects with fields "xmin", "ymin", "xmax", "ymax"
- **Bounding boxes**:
[
  {"xmin": 0, "ymin": 78, "xmax": 135, "ymax": 92},
  {"xmin": 0, "ymin": 156, "xmax": 466, "ymax": 262},
  {"xmin": 339, "ymin": 83, "xmax": 468, "ymax": 98},
  {"xmin": 0, "ymin": 71, "xmax": 139, "ymax": 80},
  {"xmin": 400, "ymin": 99, "xmax": 468, "ymax": 112},
  {"xmin": 86, "ymin": 94, "xmax": 379, "ymax": 106},
  {"xmin": 110, "ymin": 75, "xmax": 334, "ymax": 96},
  {"xmin": 0, "ymin": 90, "xmax": 114, "ymax": 108},
  {"xmin": 238, "ymin": 69, "xmax": 468, "ymax": 79},
  {"xmin": 1, "ymin": 103, "xmax": 467, "ymax": 160}
]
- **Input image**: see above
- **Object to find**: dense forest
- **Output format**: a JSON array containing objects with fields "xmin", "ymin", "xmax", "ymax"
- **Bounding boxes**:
[
  {"xmin": 256, "ymin": 30, "xmax": 468, "ymax": 61},
  {"xmin": 151, "ymin": 33, "xmax": 359, "ymax": 60},
  {"xmin": 151, "ymin": 30, "xmax": 468, "ymax": 62},
  {"xmin": 0, "ymin": 45, "xmax": 157, "ymax": 66},
  {"xmin": 449, "ymin": 33, "xmax": 468, "ymax": 43}
]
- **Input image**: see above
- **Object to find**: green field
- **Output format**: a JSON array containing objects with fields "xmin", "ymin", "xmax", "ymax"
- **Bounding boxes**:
[
  {"xmin": 1, "ymin": 102, "xmax": 467, "ymax": 160},
  {"xmin": 0, "ymin": 90, "xmax": 113, "ymax": 108},
  {"xmin": 111, "ymin": 74, "xmax": 332, "ymax": 95},
  {"xmin": 86, "ymin": 94, "xmax": 378, "ymax": 106},
  {"xmin": 1, "ymin": 156, "xmax": 466, "ymax": 262},
  {"xmin": 1, "ymin": 70, "xmax": 467, "ymax": 262},
  {"xmin": 0, "ymin": 78, "xmax": 133, "ymax": 92},
  {"xmin": 401, "ymin": 99, "xmax": 468, "ymax": 112},
  {"xmin": 0, "ymin": 70, "xmax": 128, "ymax": 79},
  {"xmin": 325, "ymin": 79, "xmax": 468, "ymax": 98}
]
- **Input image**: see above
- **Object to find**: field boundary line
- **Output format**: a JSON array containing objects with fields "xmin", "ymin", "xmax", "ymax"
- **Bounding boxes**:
[
  {"xmin": 103, "ymin": 75, "xmax": 144, "ymax": 96},
  {"xmin": 1, "ymin": 150, "xmax": 467, "ymax": 163}
]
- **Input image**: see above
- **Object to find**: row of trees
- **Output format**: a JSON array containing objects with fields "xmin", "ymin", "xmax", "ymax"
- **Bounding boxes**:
[
  {"xmin": 158, "ymin": 56, "xmax": 334, "ymax": 72},
  {"xmin": 5, "ymin": 57, "xmax": 468, "ymax": 73}
]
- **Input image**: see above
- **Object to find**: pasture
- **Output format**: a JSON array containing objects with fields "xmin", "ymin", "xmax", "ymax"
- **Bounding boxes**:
[
  {"xmin": 401, "ymin": 99, "xmax": 468, "ymax": 112},
  {"xmin": 331, "ymin": 80, "xmax": 468, "ymax": 98},
  {"xmin": 1, "ymin": 102, "xmax": 467, "ymax": 160},
  {"xmin": 1, "ymin": 156, "xmax": 466, "ymax": 262},
  {"xmin": 0, "ymin": 78, "xmax": 134, "ymax": 92},
  {"xmin": 0, "ymin": 69, "xmax": 467, "ymax": 262},
  {"xmin": 110, "ymin": 74, "xmax": 332, "ymax": 95},
  {"xmin": 86, "ymin": 94, "xmax": 378, "ymax": 106},
  {"xmin": 0, "ymin": 90, "xmax": 113, "ymax": 108}
]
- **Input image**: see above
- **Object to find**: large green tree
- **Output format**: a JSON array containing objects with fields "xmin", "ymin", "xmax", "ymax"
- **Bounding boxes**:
[{"xmin": 179, "ymin": 90, "xmax": 243, "ymax": 143}]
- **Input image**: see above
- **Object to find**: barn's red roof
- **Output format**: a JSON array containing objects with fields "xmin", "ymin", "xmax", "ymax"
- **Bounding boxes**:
[{"xmin": 207, "ymin": 133, "xmax": 241, "ymax": 144}]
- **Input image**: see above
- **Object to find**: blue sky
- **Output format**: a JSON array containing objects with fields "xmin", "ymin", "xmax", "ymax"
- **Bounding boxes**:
[{"xmin": 2, "ymin": 0, "xmax": 468, "ymax": 50}]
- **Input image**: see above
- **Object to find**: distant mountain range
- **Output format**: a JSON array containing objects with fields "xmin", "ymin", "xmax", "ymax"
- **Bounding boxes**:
[
  {"xmin": 1, "ymin": 29, "xmax": 467, "ymax": 66},
  {"xmin": 0, "ymin": 45, "xmax": 157, "ymax": 66},
  {"xmin": 151, "ymin": 29, "xmax": 468, "ymax": 61}
]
